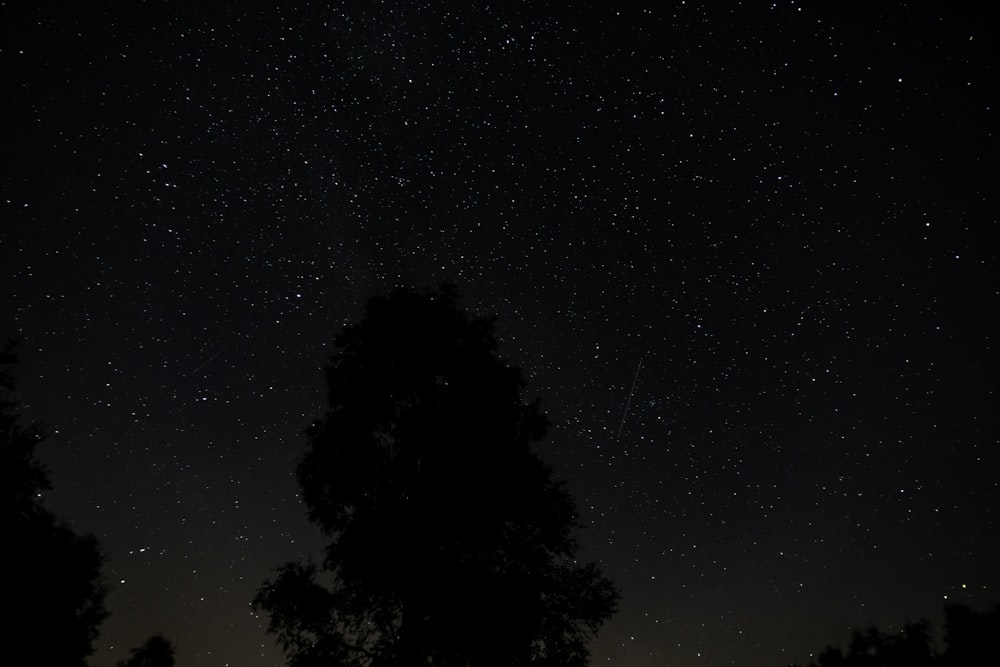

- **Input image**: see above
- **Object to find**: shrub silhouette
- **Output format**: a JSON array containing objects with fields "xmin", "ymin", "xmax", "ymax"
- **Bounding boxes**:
[{"xmin": 117, "ymin": 634, "xmax": 176, "ymax": 667}]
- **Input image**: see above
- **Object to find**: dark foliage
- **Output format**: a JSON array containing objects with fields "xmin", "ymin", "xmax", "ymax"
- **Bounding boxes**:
[
  {"xmin": 941, "ymin": 603, "xmax": 1000, "ymax": 666},
  {"xmin": 117, "ymin": 634, "xmax": 176, "ymax": 667},
  {"xmin": 254, "ymin": 285, "xmax": 619, "ymax": 666},
  {"xmin": 1, "ymin": 340, "xmax": 109, "ymax": 665},
  {"xmin": 787, "ymin": 603, "xmax": 1000, "ymax": 667}
]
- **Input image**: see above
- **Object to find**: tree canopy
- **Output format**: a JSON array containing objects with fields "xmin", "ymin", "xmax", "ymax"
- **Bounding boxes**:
[
  {"xmin": 787, "ymin": 603, "xmax": 1000, "ymax": 667},
  {"xmin": 1, "ymin": 340, "xmax": 108, "ymax": 665},
  {"xmin": 254, "ymin": 285, "xmax": 619, "ymax": 666},
  {"xmin": 117, "ymin": 634, "xmax": 176, "ymax": 667}
]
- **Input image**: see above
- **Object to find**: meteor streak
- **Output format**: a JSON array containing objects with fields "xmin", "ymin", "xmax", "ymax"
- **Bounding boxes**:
[
  {"xmin": 616, "ymin": 355, "xmax": 643, "ymax": 442},
  {"xmin": 186, "ymin": 348, "xmax": 225, "ymax": 377}
]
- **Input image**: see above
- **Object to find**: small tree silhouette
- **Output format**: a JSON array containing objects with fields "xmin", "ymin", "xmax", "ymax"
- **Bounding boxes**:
[
  {"xmin": 254, "ymin": 285, "xmax": 619, "ymax": 666},
  {"xmin": 117, "ymin": 634, "xmax": 176, "ymax": 667},
  {"xmin": 1, "ymin": 340, "xmax": 108, "ymax": 665}
]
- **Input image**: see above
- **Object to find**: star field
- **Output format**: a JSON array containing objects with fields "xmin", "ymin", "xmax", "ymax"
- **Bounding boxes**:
[{"xmin": 1, "ymin": 2, "xmax": 997, "ymax": 666}]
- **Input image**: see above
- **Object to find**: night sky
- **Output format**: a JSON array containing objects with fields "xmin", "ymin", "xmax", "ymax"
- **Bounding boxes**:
[{"xmin": 2, "ymin": 2, "xmax": 997, "ymax": 666}]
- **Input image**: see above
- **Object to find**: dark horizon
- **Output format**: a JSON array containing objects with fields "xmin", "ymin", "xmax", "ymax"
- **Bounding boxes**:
[{"xmin": 2, "ymin": 2, "xmax": 997, "ymax": 666}]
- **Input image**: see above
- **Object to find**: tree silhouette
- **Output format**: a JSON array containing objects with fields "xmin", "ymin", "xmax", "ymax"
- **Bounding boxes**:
[
  {"xmin": 941, "ymin": 603, "xmax": 1000, "ymax": 666},
  {"xmin": 117, "ymin": 634, "xmax": 176, "ymax": 667},
  {"xmin": 1, "ymin": 340, "xmax": 108, "ymax": 665},
  {"xmin": 254, "ymin": 285, "xmax": 619, "ymax": 666},
  {"xmin": 787, "ymin": 603, "xmax": 1000, "ymax": 667}
]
